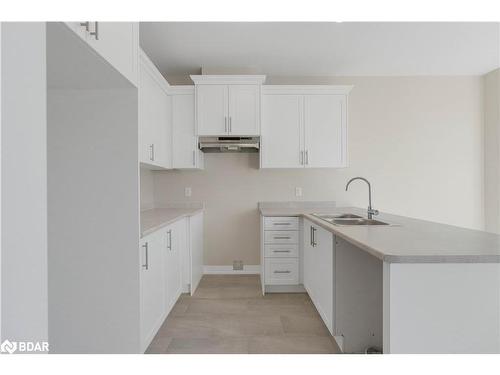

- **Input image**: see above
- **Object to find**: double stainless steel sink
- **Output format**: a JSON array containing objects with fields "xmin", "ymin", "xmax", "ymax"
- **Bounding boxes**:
[{"xmin": 312, "ymin": 213, "xmax": 391, "ymax": 226}]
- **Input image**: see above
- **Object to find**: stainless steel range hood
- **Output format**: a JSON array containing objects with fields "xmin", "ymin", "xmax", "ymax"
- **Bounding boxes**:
[{"xmin": 198, "ymin": 137, "xmax": 260, "ymax": 153}]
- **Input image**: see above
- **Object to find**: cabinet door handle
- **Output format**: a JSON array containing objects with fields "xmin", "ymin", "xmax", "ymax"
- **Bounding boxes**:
[
  {"xmin": 273, "ymin": 222, "xmax": 291, "ymax": 226},
  {"xmin": 192, "ymin": 150, "xmax": 196, "ymax": 166},
  {"xmin": 80, "ymin": 22, "xmax": 90, "ymax": 32},
  {"xmin": 167, "ymin": 230, "xmax": 172, "ymax": 250},
  {"xmin": 274, "ymin": 270, "xmax": 291, "ymax": 274},
  {"xmin": 142, "ymin": 242, "xmax": 149, "ymax": 270},
  {"xmin": 273, "ymin": 236, "xmax": 291, "ymax": 240},
  {"xmin": 305, "ymin": 150, "xmax": 309, "ymax": 165},
  {"xmin": 300, "ymin": 150, "xmax": 304, "ymax": 165},
  {"xmin": 90, "ymin": 21, "xmax": 99, "ymax": 40},
  {"xmin": 312, "ymin": 227, "xmax": 317, "ymax": 247},
  {"xmin": 273, "ymin": 250, "xmax": 291, "ymax": 253},
  {"xmin": 224, "ymin": 116, "xmax": 228, "ymax": 133},
  {"xmin": 310, "ymin": 226, "xmax": 313, "ymax": 246},
  {"xmin": 149, "ymin": 144, "xmax": 155, "ymax": 161},
  {"xmin": 229, "ymin": 117, "xmax": 232, "ymax": 133}
]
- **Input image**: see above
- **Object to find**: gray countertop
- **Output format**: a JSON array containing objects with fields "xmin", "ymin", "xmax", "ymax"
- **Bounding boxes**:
[
  {"xmin": 260, "ymin": 205, "xmax": 500, "ymax": 263},
  {"xmin": 141, "ymin": 207, "xmax": 203, "ymax": 238}
]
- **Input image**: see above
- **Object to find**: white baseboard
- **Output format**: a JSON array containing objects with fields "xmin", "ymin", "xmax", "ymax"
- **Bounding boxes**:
[
  {"xmin": 203, "ymin": 265, "xmax": 261, "ymax": 275},
  {"xmin": 333, "ymin": 335, "xmax": 344, "ymax": 353}
]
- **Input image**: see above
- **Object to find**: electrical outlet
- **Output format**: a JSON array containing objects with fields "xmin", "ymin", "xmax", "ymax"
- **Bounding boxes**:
[
  {"xmin": 295, "ymin": 187, "xmax": 303, "ymax": 197},
  {"xmin": 184, "ymin": 187, "xmax": 192, "ymax": 197},
  {"xmin": 233, "ymin": 260, "xmax": 243, "ymax": 271}
]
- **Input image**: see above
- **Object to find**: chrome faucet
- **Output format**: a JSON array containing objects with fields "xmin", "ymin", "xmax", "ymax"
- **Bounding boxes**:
[{"xmin": 345, "ymin": 177, "xmax": 379, "ymax": 219}]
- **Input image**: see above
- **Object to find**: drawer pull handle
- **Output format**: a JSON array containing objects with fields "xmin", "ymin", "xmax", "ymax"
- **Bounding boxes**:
[
  {"xmin": 273, "ymin": 223, "xmax": 291, "ymax": 225},
  {"xmin": 273, "ymin": 236, "xmax": 291, "ymax": 240},
  {"xmin": 273, "ymin": 250, "xmax": 291, "ymax": 253},
  {"xmin": 274, "ymin": 270, "xmax": 291, "ymax": 274}
]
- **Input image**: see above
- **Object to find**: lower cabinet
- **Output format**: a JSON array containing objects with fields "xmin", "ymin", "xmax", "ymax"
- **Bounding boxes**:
[
  {"xmin": 164, "ymin": 219, "xmax": 184, "ymax": 313},
  {"xmin": 140, "ymin": 212, "xmax": 204, "ymax": 352},
  {"xmin": 139, "ymin": 230, "xmax": 166, "ymax": 351},
  {"xmin": 303, "ymin": 218, "xmax": 335, "ymax": 335},
  {"xmin": 261, "ymin": 216, "xmax": 300, "ymax": 292}
]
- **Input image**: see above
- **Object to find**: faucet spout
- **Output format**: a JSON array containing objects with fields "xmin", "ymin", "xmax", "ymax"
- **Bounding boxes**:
[{"xmin": 345, "ymin": 177, "xmax": 379, "ymax": 219}]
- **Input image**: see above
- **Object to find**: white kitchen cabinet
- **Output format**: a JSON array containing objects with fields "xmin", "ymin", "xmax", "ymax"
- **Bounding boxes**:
[
  {"xmin": 164, "ymin": 220, "xmax": 184, "ymax": 312},
  {"xmin": 139, "ymin": 49, "xmax": 172, "ymax": 169},
  {"xmin": 191, "ymin": 75, "xmax": 266, "ymax": 136},
  {"xmin": 140, "ymin": 231, "xmax": 165, "ymax": 351},
  {"xmin": 261, "ymin": 86, "xmax": 351, "ymax": 169},
  {"xmin": 189, "ymin": 212, "xmax": 204, "ymax": 295},
  {"xmin": 304, "ymin": 94, "xmax": 346, "ymax": 168},
  {"xmin": 260, "ymin": 94, "xmax": 304, "ymax": 168},
  {"xmin": 303, "ymin": 218, "xmax": 335, "ymax": 334},
  {"xmin": 171, "ymin": 87, "xmax": 204, "ymax": 169},
  {"xmin": 65, "ymin": 22, "xmax": 138, "ymax": 86}
]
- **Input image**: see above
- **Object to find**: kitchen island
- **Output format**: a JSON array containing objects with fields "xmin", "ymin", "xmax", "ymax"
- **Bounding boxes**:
[{"xmin": 259, "ymin": 202, "xmax": 500, "ymax": 354}]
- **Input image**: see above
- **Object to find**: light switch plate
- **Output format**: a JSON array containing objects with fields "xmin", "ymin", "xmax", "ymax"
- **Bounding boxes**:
[
  {"xmin": 295, "ymin": 187, "xmax": 303, "ymax": 197},
  {"xmin": 185, "ymin": 187, "xmax": 192, "ymax": 197}
]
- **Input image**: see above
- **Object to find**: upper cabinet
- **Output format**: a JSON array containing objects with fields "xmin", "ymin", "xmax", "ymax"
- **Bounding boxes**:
[
  {"xmin": 170, "ymin": 86, "xmax": 204, "ymax": 169},
  {"xmin": 139, "ymin": 49, "xmax": 172, "ymax": 169},
  {"xmin": 65, "ymin": 22, "xmax": 138, "ymax": 86},
  {"xmin": 260, "ymin": 86, "xmax": 352, "ymax": 169},
  {"xmin": 191, "ymin": 75, "xmax": 266, "ymax": 136}
]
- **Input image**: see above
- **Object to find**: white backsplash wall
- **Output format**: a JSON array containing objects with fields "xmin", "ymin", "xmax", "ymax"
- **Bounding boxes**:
[
  {"xmin": 154, "ymin": 76, "xmax": 484, "ymax": 266},
  {"xmin": 140, "ymin": 168, "xmax": 155, "ymax": 210}
]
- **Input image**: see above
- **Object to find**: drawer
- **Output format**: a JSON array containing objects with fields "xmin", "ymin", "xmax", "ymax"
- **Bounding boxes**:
[
  {"xmin": 264, "ymin": 230, "xmax": 299, "ymax": 244},
  {"xmin": 264, "ymin": 216, "xmax": 299, "ymax": 231},
  {"xmin": 264, "ymin": 244, "xmax": 299, "ymax": 258},
  {"xmin": 264, "ymin": 258, "xmax": 299, "ymax": 285}
]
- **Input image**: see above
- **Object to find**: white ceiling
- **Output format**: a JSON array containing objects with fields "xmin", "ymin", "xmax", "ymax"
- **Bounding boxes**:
[{"xmin": 140, "ymin": 22, "xmax": 499, "ymax": 77}]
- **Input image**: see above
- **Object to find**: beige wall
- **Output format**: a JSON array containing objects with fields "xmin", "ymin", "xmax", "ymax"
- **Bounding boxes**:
[
  {"xmin": 151, "ymin": 76, "xmax": 485, "ymax": 266},
  {"xmin": 484, "ymin": 69, "xmax": 500, "ymax": 233}
]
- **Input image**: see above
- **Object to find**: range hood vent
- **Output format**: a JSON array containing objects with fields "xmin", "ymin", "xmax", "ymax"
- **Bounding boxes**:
[{"xmin": 198, "ymin": 137, "xmax": 260, "ymax": 153}]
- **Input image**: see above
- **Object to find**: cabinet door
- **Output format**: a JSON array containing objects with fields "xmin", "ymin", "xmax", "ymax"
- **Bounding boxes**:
[
  {"xmin": 228, "ymin": 85, "xmax": 260, "ymax": 135},
  {"xmin": 172, "ymin": 93, "xmax": 199, "ymax": 169},
  {"xmin": 189, "ymin": 212, "xmax": 204, "ymax": 295},
  {"xmin": 86, "ymin": 22, "xmax": 139, "ymax": 86},
  {"xmin": 164, "ymin": 222, "xmax": 183, "ymax": 313},
  {"xmin": 139, "ymin": 60, "xmax": 171, "ymax": 169},
  {"xmin": 304, "ymin": 94, "xmax": 346, "ymax": 168},
  {"xmin": 303, "ymin": 219, "xmax": 315, "ymax": 291},
  {"xmin": 140, "ymin": 232, "xmax": 165, "ymax": 350},
  {"xmin": 260, "ymin": 94, "xmax": 304, "ymax": 168},
  {"xmin": 196, "ymin": 85, "xmax": 228, "ymax": 135},
  {"xmin": 312, "ymin": 226, "xmax": 334, "ymax": 334}
]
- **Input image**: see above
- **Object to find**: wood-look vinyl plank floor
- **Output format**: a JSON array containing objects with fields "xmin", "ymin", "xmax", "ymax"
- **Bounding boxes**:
[{"xmin": 146, "ymin": 275, "xmax": 340, "ymax": 354}]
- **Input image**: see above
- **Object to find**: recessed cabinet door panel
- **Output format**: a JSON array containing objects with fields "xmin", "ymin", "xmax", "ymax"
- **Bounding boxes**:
[
  {"xmin": 138, "ymin": 64, "xmax": 156, "ymax": 164},
  {"xmin": 172, "ymin": 94, "xmax": 197, "ymax": 168},
  {"xmin": 196, "ymin": 85, "xmax": 228, "ymax": 135},
  {"xmin": 304, "ymin": 94, "xmax": 345, "ymax": 168},
  {"xmin": 228, "ymin": 85, "xmax": 260, "ymax": 135},
  {"xmin": 164, "ymin": 221, "xmax": 183, "ymax": 313},
  {"xmin": 261, "ymin": 95, "xmax": 304, "ymax": 168},
  {"xmin": 313, "ymin": 226, "xmax": 334, "ymax": 334},
  {"xmin": 140, "ymin": 232, "xmax": 165, "ymax": 350}
]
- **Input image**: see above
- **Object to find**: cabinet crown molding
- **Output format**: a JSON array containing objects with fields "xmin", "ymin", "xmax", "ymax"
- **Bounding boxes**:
[
  {"xmin": 190, "ymin": 75, "xmax": 266, "ymax": 85},
  {"xmin": 168, "ymin": 85, "xmax": 195, "ymax": 95},
  {"xmin": 262, "ymin": 85, "xmax": 353, "ymax": 95}
]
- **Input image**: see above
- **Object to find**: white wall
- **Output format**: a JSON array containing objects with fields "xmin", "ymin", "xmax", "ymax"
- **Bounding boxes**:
[
  {"xmin": 154, "ymin": 76, "xmax": 484, "ymax": 266},
  {"xmin": 140, "ymin": 168, "xmax": 155, "ymax": 210},
  {"xmin": 0, "ymin": 22, "xmax": 48, "ymax": 343},
  {"xmin": 484, "ymin": 69, "xmax": 500, "ymax": 233},
  {"xmin": 47, "ymin": 23, "xmax": 140, "ymax": 353}
]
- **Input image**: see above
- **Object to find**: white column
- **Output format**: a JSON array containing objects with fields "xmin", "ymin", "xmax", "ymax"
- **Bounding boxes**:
[{"xmin": 0, "ymin": 22, "xmax": 48, "ymax": 343}]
